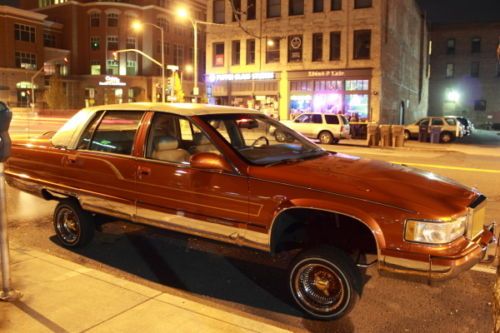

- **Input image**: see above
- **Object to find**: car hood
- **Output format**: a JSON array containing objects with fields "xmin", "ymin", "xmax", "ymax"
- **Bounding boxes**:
[{"xmin": 249, "ymin": 152, "xmax": 477, "ymax": 216}]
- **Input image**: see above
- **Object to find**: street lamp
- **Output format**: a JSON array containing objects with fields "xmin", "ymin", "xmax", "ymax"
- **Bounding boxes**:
[
  {"xmin": 31, "ymin": 57, "xmax": 68, "ymax": 115},
  {"xmin": 131, "ymin": 20, "xmax": 165, "ymax": 103},
  {"xmin": 176, "ymin": 7, "xmax": 225, "ymax": 102}
]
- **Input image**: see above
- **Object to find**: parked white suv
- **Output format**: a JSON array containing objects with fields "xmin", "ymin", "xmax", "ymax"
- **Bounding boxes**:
[
  {"xmin": 279, "ymin": 113, "xmax": 350, "ymax": 144},
  {"xmin": 404, "ymin": 116, "xmax": 465, "ymax": 143}
]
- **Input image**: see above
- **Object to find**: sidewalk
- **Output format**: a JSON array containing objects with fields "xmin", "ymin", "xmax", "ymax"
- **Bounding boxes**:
[{"xmin": 0, "ymin": 245, "xmax": 290, "ymax": 333}]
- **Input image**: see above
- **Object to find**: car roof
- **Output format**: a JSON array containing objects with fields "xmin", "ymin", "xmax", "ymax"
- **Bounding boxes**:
[{"xmin": 84, "ymin": 102, "xmax": 261, "ymax": 117}]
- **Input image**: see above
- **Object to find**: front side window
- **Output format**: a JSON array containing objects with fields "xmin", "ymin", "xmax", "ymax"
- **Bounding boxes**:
[
  {"xmin": 353, "ymin": 30, "xmax": 371, "ymax": 59},
  {"xmin": 14, "ymin": 24, "xmax": 35, "ymax": 42},
  {"xmin": 312, "ymin": 33, "xmax": 323, "ymax": 61},
  {"xmin": 445, "ymin": 117, "xmax": 457, "ymax": 125},
  {"xmin": 354, "ymin": 0, "xmax": 372, "ymax": 8},
  {"xmin": 267, "ymin": 0, "xmax": 281, "ymax": 18},
  {"xmin": 87, "ymin": 111, "xmax": 144, "ymax": 155},
  {"xmin": 289, "ymin": 0, "xmax": 304, "ymax": 16},
  {"xmin": 431, "ymin": 118, "xmax": 444, "ymax": 126},
  {"xmin": 266, "ymin": 37, "xmax": 280, "ymax": 63},
  {"xmin": 232, "ymin": 40, "xmax": 240, "ymax": 65},
  {"xmin": 213, "ymin": 42, "xmax": 225, "ymax": 66},
  {"xmin": 213, "ymin": 0, "xmax": 225, "ymax": 23},
  {"xmin": 471, "ymin": 37, "xmax": 481, "ymax": 53},
  {"xmin": 201, "ymin": 114, "xmax": 324, "ymax": 166}
]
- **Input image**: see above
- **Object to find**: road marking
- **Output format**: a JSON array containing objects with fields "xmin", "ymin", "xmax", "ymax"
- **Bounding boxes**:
[
  {"xmin": 471, "ymin": 264, "xmax": 497, "ymax": 274},
  {"xmin": 390, "ymin": 161, "xmax": 500, "ymax": 174}
]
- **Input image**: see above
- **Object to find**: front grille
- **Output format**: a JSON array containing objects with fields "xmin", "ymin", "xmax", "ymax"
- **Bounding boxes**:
[{"xmin": 466, "ymin": 197, "xmax": 487, "ymax": 239}]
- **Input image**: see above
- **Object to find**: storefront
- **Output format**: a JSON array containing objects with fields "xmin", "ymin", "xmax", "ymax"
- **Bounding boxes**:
[
  {"xmin": 287, "ymin": 68, "xmax": 372, "ymax": 121},
  {"xmin": 206, "ymin": 72, "xmax": 280, "ymax": 119}
]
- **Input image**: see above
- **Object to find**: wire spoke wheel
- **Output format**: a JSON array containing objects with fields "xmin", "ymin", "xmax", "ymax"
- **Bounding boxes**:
[
  {"xmin": 53, "ymin": 200, "xmax": 95, "ymax": 248},
  {"xmin": 55, "ymin": 207, "xmax": 80, "ymax": 244}
]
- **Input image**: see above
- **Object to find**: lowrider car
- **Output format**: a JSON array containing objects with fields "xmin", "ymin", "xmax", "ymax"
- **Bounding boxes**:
[{"xmin": 5, "ymin": 103, "xmax": 496, "ymax": 320}]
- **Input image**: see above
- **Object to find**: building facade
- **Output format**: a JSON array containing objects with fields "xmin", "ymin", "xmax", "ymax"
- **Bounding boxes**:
[
  {"xmin": 205, "ymin": 0, "xmax": 429, "ymax": 123},
  {"xmin": 3, "ymin": 0, "xmax": 206, "ymax": 109},
  {"xmin": 427, "ymin": 22, "xmax": 500, "ymax": 126}
]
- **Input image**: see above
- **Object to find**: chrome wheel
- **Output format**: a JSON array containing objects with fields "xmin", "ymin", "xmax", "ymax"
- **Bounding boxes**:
[
  {"xmin": 55, "ymin": 207, "xmax": 80, "ymax": 244},
  {"xmin": 319, "ymin": 131, "xmax": 333, "ymax": 144}
]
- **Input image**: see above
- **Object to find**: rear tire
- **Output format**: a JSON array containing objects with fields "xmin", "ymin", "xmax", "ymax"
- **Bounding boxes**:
[
  {"xmin": 440, "ymin": 132, "xmax": 453, "ymax": 143},
  {"xmin": 318, "ymin": 131, "xmax": 334, "ymax": 145},
  {"xmin": 53, "ymin": 199, "xmax": 95, "ymax": 248},
  {"xmin": 289, "ymin": 246, "xmax": 361, "ymax": 320}
]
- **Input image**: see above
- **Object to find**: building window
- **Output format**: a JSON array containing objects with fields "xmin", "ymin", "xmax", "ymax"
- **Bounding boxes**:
[
  {"xmin": 312, "ymin": 33, "xmax": 323, "ymax": 61},
  {"xmin": 330, "ymin": 31, "xmax": 341, "ymax": 60},
  {"xmin": 313, "ymin": 0, "xmax": 324, "ymax": 12},
  {"xmin": 353, "ymin": 30, "xmax": 371, "ymax": 59},
  {"xmin": 246, "ymin": 39, "xmax": 256, "ymax": 64},
  {"xmin": 247, "ymin": 0, "xmax": 256, "ymax": 19},
  {"xmin": 90, "ymin": 36, "xmax": 100, "ymax": 50},
  {"xmin": 126, "ymin": 36, "xmax": 136, "ymax": 49},
  {"xmin": 354, "ymin": 0, "xmax": 372, "ymax": 8},
  {"xmin": 158, "ymin": 17, "xmax": 169, "ymax": 32},
  {"xmin": 213, "ymin": 42, "xmax": 225, "ymax": 66},
  {"xmin": 289, "ymin": 0, "xmax": 304, "ymax": 16},
  {"xmin": 126, "ymin": 60, "xmax": 137, "ymax": 76},
  {"xmin": 106, "ymin": 59, "xmax": 119, "ymax": 75},
  {"xmin": 90, "ymin": 61, "xmax": 101, "ymax": 75},
  {"xmin": 44, "ymin": 33, "xmax": 56, "ymax": 47},
  {"xmin": 107, "ymin": 36, "xmax": 118, "ymax": 51},
  {"xmin": 446, "ymin": 38, "xmax": 455, "ymax": 55},
  {"xmin": 446, "ymin": 63, "xmax": 454, "ymax": 78},
  {"xmin": 90, "ymin": 12, "xmax": 100, "ymax": 27},
  {"xmin": 174, "ymin": 45, "xmax": 184, "ymax": 66},
  {"xmin": 14, "ymin": 24, "xmax": 35, "ymax": 42},
  {"xmin": 474, "ymin": 99, "xmax": 486, "ymax": 111},
  {"xmin": 471, "ymin": 37, "xmax": 481, "ymax": 53},
  {"xmin": 331, "ymin": 0, "xmax": 341, "ymax": 11},
  {"xmin": 107, "ymin": 13, "xmax": 119, "ymax": 27},
  {"xmin": 267, "ymin": 0, "xmax": 281, "ymax": 18},
  {"xmin": 213, "ymin": 0, "xmax": 225, "ymax": 23},
  {"xmin": 232, "ymin": 0, "xmax": 241, "ymax": 21},
  {"xmin": 231, "ymin": 40, "xmax": 241, "ymax": 65},
  {"xmin": 471, "ymin": 62, "xmax": 480, "ymax": 77},
  {"xmin": 15, "ymin": 52, "xmax": 36, "ymax": 70},
  {"xmin": 266, "ymin": 37, "xmax": 280, "ymax": 63}
]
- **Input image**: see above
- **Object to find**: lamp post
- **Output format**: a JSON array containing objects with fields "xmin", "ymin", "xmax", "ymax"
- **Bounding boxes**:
[
  {"xmin": 132, "ymin": 20, "xmax": 165, "ymax": 103},
  {"xmin": 177, "ymin": 7, "xmax": 225, "ymax": 102}
]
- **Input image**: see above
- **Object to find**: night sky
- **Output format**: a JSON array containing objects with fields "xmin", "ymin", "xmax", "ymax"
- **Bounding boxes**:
[{"xmin": 418, "ymin": 0, "xmax": 500, "ymax": 24}]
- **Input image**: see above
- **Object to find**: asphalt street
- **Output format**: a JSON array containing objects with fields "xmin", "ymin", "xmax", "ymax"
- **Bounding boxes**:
[{"xmin": 3, "ymin": 116, "xmax": 499, "ymax": 332}]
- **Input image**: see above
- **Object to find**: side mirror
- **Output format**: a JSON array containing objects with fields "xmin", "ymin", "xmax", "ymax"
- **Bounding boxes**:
[
  {"xmin": 190, "ymin": 152, "xmax": 232, "ymax": 173},
  {"xmin": 0, "ymin": 102, "xmax": 12, "ymax": 162}
]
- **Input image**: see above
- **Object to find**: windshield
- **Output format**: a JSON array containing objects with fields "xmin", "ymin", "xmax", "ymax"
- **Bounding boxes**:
[{"xmin": 199, "ymin": 113, "xmax": 326, "ymax": 165}]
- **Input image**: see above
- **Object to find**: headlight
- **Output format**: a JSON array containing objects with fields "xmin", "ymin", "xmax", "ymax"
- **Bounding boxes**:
[{"xmin": 405, "ymin": 215, "xmax": 467, "ymax": 245}]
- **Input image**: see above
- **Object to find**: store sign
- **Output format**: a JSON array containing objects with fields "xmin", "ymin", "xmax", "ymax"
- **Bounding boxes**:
[
  {"xmin": 288, "ymin": 35, "xmax": 303, "ymax": 62},
  {"xmin": 308, "ymin": 70, "xmax": 345, "ymax": 77},
  {"xmin": 207, "ymin": 72, "xmax": 275, "ymax": 82},
  {"xmin": 99, "ymin": 76, "xmax": 126, "ymax": 86}
]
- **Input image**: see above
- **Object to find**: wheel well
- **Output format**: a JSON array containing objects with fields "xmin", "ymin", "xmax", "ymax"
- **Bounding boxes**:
[{"xmin": 271, "ymin": 208, "xmax": 377, "ymax": 258}]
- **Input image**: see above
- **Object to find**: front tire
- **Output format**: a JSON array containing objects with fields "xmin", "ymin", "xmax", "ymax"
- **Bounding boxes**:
[
  {"xmin": 53, "ymin": 200, "xmax": 95, "ymax": 248},
  {"xmin": 318, "ymin": 131, "xmax": 334, "ymax": 144},
  {"xmin": 440, "ymin": 131, "xmax": 453, "ymax": 143},
  {"xmin": 289, "ymin": 246, "xmax": 361, "ymax": 320},
  {"xmin": 404, "ymin": 130, "xmax": 411, "ymax": 140}
]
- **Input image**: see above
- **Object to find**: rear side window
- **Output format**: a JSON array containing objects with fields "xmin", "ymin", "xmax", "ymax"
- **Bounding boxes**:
[
  {"xmin": 311, "ymin": 114, "xmax": 322, "ymax": 124},
  {"xmin": 445, "ymin": 117, "xmax": 457, "ymax": 125},
  {"xmin": 431, "ymin": 118, "xmax": 444, "ymax": 126},
  {"xmin": 325, "ymin": 115, "xmax": 339, "ymax": 124},
  {"xmin": 89, "ymin": 111, "xmax": 144, "ymax": 155}
]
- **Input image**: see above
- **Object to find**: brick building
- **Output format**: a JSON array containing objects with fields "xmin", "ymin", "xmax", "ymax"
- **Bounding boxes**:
[
  {"xmin": 205, "ymin": 0, "xmax": 429, "ymax": 123},
  {"xmin": 3, "ymin": 0, "xmax": 206, "ymax": 109}
]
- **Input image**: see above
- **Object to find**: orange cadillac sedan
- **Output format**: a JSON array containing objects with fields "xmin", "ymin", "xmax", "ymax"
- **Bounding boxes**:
[{"xmin": 5, "ymin": 103, "xmax": 496, "ymax": 320}]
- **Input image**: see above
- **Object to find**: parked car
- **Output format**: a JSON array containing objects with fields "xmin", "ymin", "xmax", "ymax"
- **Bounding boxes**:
[
  {"xmin": 404, "ymin": 116, "xmax": 465, "ymax": 143},
  {"xmin": 279, "ymin": 113, "xmax": 350, "ymax": 144},
  {"xmin": 455, "ymin": 116, "xmax": 474, "ymax": 136},
  {"xmin": 5, "ymin": 103, "xmax": 495, "ymax": 320}
]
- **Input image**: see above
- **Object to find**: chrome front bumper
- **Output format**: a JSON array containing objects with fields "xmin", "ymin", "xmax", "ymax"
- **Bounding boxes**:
[{"xmin": 379, "ymin": 224, "xmax": 497, "ymax": 281}]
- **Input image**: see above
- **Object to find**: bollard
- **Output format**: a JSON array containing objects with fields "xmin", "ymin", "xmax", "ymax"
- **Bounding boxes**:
[
  {"xmin": 379, "ymin": 125, "xmax": 392, "ymax": 147},
  {"xmin": 391, "ymin": 125, "xmax": 405, "ymax": 147},
  {"xmin": 366, "ymin": 123, "xmax": 379, "ymax": 147},
  {"xmin": 430, "ymin": 126, "xmax": 441, "ymax": 144}
]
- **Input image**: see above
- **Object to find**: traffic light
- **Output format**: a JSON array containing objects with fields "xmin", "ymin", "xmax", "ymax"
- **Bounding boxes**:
[{"xmin": 0, "ymin": 101, "xmax": 12, "ymax": 162}]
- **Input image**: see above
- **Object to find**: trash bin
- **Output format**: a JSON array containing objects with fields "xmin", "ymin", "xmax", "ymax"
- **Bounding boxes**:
[
  {"xmin": 418, "ymin": 123, "xmax": 429, "ymax": 142},
  {"xmin": 379, "ymin": 125, "xmax": 392, "ymax": 147},
  {"xmin": 430, "ymin": 126, "xmax": 441, "ymax": 143},
  {"xmin": 391, "ymin": 125, "xmax": 405, "ymax": 147},
  {"xmin": 366, "ymin": 123, "xmax": 379, "ymax": 147}
]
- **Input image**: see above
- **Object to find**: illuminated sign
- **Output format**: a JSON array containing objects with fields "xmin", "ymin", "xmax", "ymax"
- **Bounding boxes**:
[
  {"xmin": 307, "ymin": 70, "xmax": 345, "ymax": 77},
  {"xmin": 99, "ymin": 76, "xmax": 126, "ymax": 86},
  {"xmin": 207, "ymin": 72, "xmax": 275, "ymax": 82}
]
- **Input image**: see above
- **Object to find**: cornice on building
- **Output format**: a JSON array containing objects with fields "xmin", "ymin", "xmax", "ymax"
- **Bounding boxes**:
[{"xmin": 0, "ymin": 5, "xmax": 47, "ymax": 21}]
